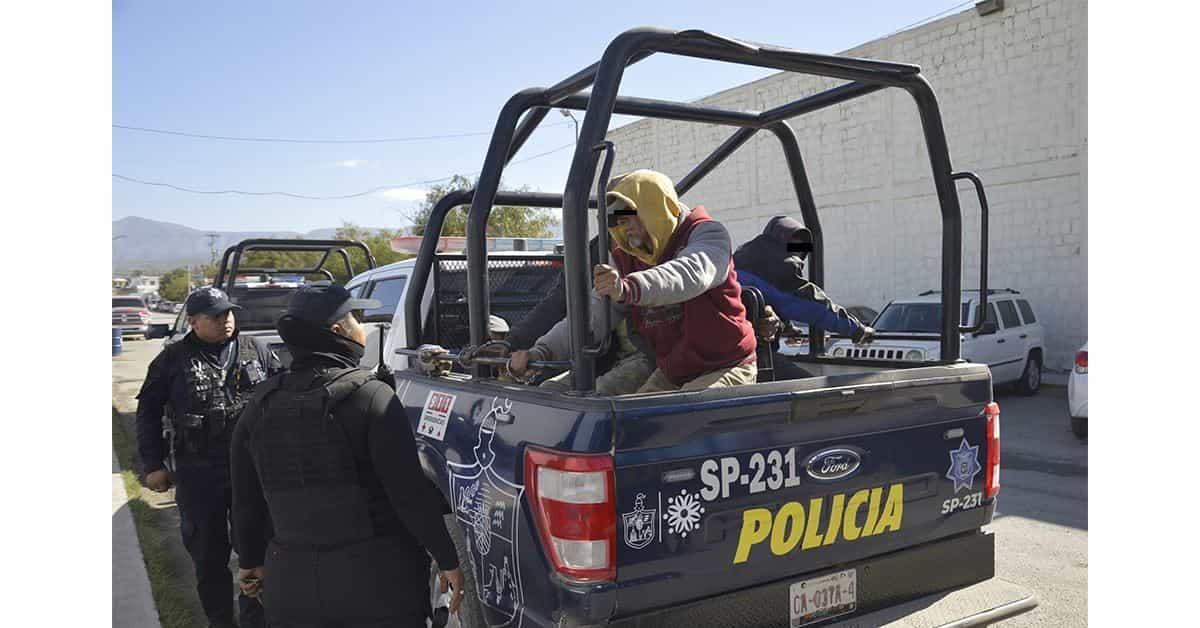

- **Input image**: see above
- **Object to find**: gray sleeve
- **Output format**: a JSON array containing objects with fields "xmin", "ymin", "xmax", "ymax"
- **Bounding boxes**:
[
  {"xmin": 532, "ymin": 293, "xmax": 626, "ymax": 360},
  {"xmin": 624, "ymin": 221, "xmax": 732, "ymax": 307}
]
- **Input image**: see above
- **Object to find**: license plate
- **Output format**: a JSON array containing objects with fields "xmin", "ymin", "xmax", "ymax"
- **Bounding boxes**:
[{"xmin": 789, "ymin": 569, "xmax": 856, "ymax": 627}]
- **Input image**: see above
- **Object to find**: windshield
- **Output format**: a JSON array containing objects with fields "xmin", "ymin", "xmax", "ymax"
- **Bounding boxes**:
[
  {"xmin": 873, "ymin": 302, "xmax": 971, "ymax": 333},
  {"xmin": 112, "ymin": 297, "xmax": 145, "ymax": 309}
]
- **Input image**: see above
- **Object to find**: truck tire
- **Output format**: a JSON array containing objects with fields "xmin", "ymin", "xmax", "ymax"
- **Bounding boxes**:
[
  {"xmin": 429, "ymin": 513, "xmax": 488, "ymax": 628},
  {"xmin": 1071, "ymin": 416, "xmax": 1087, "ymax": 439},
  {"xmin": 1015, "ymin": 352, "xmax": 1041, "ymax": 396}
]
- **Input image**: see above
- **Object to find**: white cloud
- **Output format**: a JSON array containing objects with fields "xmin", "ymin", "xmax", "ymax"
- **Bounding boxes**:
[
  {"xmin": 379, "ymin": 187, "xmax": 428, "ymax": 202},
  {"xmin": 334, "ymin": 159, "xmax": 369, "ymax": 168}
]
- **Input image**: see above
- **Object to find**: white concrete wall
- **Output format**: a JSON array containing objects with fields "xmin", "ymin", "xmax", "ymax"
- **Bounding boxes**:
[{"xmin": 605, "ymin": 0, "xmax": 1087, "ymax": 372}]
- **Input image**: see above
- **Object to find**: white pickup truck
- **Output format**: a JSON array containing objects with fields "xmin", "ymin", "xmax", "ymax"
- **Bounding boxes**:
[
  {"xmin": 824, "ymin": 289, "xmax": 1046, "ymax": 395},
  {"xmin": 345, "ymin": 251, "xmax": 562, "ymax": 372}
]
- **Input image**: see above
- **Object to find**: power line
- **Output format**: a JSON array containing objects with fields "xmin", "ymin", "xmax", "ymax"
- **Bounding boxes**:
[
  {"xmin": 880, "ymin": 1, "xmax": 975, "ymax": 39},
  {"xmin": 112, "ymin": 122, "xmax": 571, "ymax": 144},
  {"xmin": 112, "ymin": 141, "xmax": 577, "ymax": 200}
]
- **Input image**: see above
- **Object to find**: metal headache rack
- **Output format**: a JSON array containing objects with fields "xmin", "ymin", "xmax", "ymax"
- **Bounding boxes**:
[
  {"xmin": 425, "ymin": 254, "xmax": 564, "ymax": 349},
  {"xmin": 401, "ymin": 27, "xmax": 992, "ymax": 392},
  {"xmin": 214, "ymin": 238, "xmax": 378, "ymax": 290}
]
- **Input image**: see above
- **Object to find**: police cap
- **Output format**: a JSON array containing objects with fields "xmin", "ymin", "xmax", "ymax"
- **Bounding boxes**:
[
  {"xmin": 185, "ymin": 287, "xmax": 242, "ymax": 316},
  {"xmin": 286, "ymin": 283, "xmax": 382, "ymax": 326}
]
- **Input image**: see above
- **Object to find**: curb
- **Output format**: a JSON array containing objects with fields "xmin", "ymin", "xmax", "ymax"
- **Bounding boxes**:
[{"xmin": 112, "ymin": 450, "xmax": 163, "ymax": 628}]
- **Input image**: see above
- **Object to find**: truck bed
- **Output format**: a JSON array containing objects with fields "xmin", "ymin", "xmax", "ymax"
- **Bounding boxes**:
[{"xmin": 397, "ymin": 359, "xmax": 999, "ymax": 627}]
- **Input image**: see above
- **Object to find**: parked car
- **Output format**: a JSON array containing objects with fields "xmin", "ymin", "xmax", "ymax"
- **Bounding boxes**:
[
  {"xmin": 111, "ymin": 295, "xmax": 151, "ymax": 339},
  {"xmin": 172, "ymin": 302, "xmax": 183, "ymax": 314},
  {"xmin": 1068, "ymin": 342, "xmax": 1087, "ymax": 438},
  {"xmin": 824, "ymin": 289, "xmax": 1046, "ymax": 395}
]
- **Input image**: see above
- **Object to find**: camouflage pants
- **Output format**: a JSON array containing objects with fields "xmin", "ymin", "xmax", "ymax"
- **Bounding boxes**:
[
  {"xmin": 636, "ymin": 362, "xmax": 758, "ymax": 394},
  {"xmin": 540, "ymin": 352, "xmax": 655, "ymax": 396}
]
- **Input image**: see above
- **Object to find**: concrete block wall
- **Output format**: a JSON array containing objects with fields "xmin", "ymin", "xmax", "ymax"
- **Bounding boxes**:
[{"xmin": 605, "ymin": 0, "xmax": 1087, "ymax": 372}]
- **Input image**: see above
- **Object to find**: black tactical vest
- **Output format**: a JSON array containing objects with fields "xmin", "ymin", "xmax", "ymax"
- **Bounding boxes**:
[
  {"xmin": 248, "ymin": 367, "xmax": 377, "ymax": 549},
  {"xmin": 168, "ymin": 334, "xmax": 268, "ymax": 459}
]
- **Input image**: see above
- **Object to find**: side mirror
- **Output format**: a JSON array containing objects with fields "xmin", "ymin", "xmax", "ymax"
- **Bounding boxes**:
[
  {"xmin": 975, "ymin": 321, "xmax": 998, "ymax": 336},
  {"xmin": 146, "ymin": 323, "xmax": 171, "ymax": 339}
]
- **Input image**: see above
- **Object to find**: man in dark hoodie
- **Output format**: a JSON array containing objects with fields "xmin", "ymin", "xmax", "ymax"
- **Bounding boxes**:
[
  {"xmin": 733, "ymin": 216, "xmax": 875, "ymax": 350},
  {"xmin": 230, "ymin": 283, "xmax": 464, "ymax": 627}
]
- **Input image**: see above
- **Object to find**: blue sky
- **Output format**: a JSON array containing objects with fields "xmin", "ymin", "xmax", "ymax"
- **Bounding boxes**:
[{"xmin": 113, "ymin": 0, "xmax": 966, "ymax": 233}]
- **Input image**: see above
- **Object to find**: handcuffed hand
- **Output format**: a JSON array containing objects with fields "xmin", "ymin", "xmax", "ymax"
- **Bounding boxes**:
[
  {"xmin": 756, "ymin": 305, "xmax": 781, "ymax": 342},
  {"xmin": 852, "ymin": 326, "xmax": 876, "ymax": 345},
  {"xmin": 416, "ymin": 344, "xmax": 451, "ymax": 376}
]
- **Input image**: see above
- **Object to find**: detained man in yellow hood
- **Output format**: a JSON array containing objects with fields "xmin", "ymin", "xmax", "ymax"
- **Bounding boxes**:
[{"xmin": 511, "ymin": 170, "xmax": 758, "ymax": 393}]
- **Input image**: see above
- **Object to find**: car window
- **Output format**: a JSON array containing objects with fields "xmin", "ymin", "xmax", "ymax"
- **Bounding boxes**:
[
  {"xmin": 1017, "ymin": 299, "xmax": 1036, "ymax": 324},
  {"xmin": 996, "ymin": 300, "xmax": 1022, "ymax": 328},
  {"xmin": 173, "ymin": 308, "xmax": 189, "ymax": 335},
  {"xmin": 873, "ymin": 303, "xmax": 943, "ymax": 333},
  {"xmin": 112, "ymin": 297, "xmax": 146, "ymax": 308},
  {"xmin": 363, "ymin": 276, "xmax": 408, "ymax": 322},
  {"xmin": 972, "ymin": 303, "xmax": 999, "ymax": 327},
  {"xmin": 347, "ymin": 283, "xmax": 367, "ymax": 298}
]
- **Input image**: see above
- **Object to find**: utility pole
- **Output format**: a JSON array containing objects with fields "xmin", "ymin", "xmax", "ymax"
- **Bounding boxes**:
[{"xmin": 205, "ymin": 233, "xmax": 220, "ymax": 267}]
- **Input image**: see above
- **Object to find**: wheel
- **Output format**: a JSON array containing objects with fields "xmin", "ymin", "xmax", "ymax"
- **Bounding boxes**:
[
  {"xmin": 1015, "ymin": 352, "xmax": 1041, "ymax": 396},
  {"xmin": 429, "ymin": 513, "xmax": 488, "ymax": 628},
  {"xmin": 1071, "ymin": 416, "xmax": 1087, "ymax": 439}
]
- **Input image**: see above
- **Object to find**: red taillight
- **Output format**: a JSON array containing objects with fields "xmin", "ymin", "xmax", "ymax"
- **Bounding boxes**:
[
  {"xmin": 525, "ymin": 446, "xmax": 616, "ymax": 581},
  {"xmin": 1074, "ymin": 350, "xmax": 1088, "ymax": 374},
  {"xmin": 985, "ymin": 402, "xmax": 1000, "ymax": 499}
]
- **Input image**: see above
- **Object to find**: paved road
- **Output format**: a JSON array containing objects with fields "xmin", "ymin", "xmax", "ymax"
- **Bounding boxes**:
[{"xmin": 990, "ymin": 386, "xmax": 1087, "ymax": 627}]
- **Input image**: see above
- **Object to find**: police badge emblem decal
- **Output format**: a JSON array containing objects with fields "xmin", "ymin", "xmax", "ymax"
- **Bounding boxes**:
[
  {"xmin": 448, "ymin": 397, "xmax": 525, "ymax": 627},
  {"xmin": 945, "ymin": 438, "xmax": 982, "ymax": 493},
  {"xmin": 622, "ymin": 493, "xmax": 657, "ymax": 550}
]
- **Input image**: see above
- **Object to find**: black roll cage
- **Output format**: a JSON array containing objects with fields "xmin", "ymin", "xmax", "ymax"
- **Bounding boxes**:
[
  {"xmin": 214, "ymin": 238, "xmax": 378, "ymax": 290},
  {"xmin": 403, "ymin": 27, "xmax": 990, "ymax": 393}
]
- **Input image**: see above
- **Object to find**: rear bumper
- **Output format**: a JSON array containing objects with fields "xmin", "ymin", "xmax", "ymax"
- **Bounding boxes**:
[
  {"xmin": 1068, "ymin": 372, "xmax": 1088, "ymax": 418},
  {"xmin": 579, "ymin": 531, "xmax": 1031, "ymax": 628}
]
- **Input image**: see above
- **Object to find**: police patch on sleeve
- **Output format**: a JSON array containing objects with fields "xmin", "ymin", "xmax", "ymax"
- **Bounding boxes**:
[{"xmin": 945, "ymin": 438, "xmax": 982, "ymax": 493}]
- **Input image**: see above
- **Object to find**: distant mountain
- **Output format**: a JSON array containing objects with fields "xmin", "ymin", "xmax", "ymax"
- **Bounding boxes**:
[{"xmin": 111, "ymin": 216, "xmax": 393, "ymax": 274}]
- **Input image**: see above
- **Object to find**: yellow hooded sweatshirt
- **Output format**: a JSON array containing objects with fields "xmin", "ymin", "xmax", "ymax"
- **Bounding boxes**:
[{"xmin": 605, "ymin": 169, "xmax": 683, "ymax": 266}]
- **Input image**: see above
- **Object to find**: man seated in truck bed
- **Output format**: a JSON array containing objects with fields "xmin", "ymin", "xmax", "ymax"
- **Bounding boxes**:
[{"xmin": 511, "ymin": 169, "xmax": 757, "ymax": 393}]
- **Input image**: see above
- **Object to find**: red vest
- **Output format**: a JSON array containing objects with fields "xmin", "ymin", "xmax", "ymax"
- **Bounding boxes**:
[{"xmin": 613, "ymin": 206, "xmax": 756, "ymax": 386}]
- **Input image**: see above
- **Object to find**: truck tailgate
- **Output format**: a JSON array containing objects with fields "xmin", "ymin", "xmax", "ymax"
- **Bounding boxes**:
[{"xmin": 610, "ymin": 364, "xmax": 996, "ymax": 618}]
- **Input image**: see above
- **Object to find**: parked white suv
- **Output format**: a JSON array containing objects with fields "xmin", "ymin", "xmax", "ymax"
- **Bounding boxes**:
[{"xmin": 825, "ymin": 290, "xmax": 1046, "ymax": 394}]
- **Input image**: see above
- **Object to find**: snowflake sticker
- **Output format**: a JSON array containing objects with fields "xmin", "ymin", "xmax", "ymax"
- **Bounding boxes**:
[{"xmin": 663, "ymin": 489, "xmax": 705, "ymax": 538}]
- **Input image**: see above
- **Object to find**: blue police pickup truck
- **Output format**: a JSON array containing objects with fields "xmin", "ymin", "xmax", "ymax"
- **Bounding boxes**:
[{"xmin": 390, "ymin": 28, "xmax": 1037, "ymax": 628}]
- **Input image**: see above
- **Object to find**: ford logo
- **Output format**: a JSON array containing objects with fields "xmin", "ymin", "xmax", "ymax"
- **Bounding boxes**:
[{"xmin": 805, "ymin": 448, "xmax": 862, "ymax": 481}]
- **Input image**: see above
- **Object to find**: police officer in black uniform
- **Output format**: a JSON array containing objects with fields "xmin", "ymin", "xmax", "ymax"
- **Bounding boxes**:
[
  {"xmin": 136, "ymin": 286, "xmax": 272, "ymax": 628},
  {"xmin": 230, "ymin": 283, "xmax": 465, "ymax": 628}
]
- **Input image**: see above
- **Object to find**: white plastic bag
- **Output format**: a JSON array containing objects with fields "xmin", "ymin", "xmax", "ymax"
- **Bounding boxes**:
[{"xmin": 429, "ymin": 589, "xmax": 462, "ymax": 628}]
